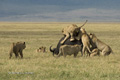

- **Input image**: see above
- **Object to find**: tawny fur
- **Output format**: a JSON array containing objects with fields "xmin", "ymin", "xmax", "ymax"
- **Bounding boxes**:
[
  {"xmin": 61, "ymin": 24, "xmax": 79, "ymax": 44},
  {"xmin": 75, "ymin": 28, "xmax": 92, "ymax": 56},
  {"xmin": 89, "ymin": 33, "xmax": 113, "ymax": 56},
  {"xmin": 58, "ymin": 44, "xmax": 81, "ymax": 58},
  {"xmin": 61, "ymin": 20, "xmax": 88, "ymax": 44}
]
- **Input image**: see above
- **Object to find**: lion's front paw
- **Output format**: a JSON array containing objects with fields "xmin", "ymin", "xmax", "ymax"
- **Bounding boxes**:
[{"xmin": 70, "ymin": 38, "xmax": 75, "ymax": 41}]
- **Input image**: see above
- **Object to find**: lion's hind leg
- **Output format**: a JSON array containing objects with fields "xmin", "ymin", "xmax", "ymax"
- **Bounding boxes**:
[
  {"xmin": 82, "ymin": 46, "xmax": 86, "ymax": 57},
  {"xmin": 86, "ymin": 45, "xmax": 92, "ymax": 56},
  {"xmin": 101, "ymin": 46, "xmax": 111, "ymax": 56}
]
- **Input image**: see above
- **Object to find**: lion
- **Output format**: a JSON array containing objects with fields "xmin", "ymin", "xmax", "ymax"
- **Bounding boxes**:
[
  {"xmin": 75, "ymin": 28, "xmax": 92, "ymax": 56},
  {"xmin": 61, "ymin": 24, "xmax": 79, "ymax": 44},
  {"xmin": 61, "ymin": 20, "xmax": 88, "ymax": 44},
  {"xmin": 9, "ymin": 42, "xmax": 26, "ymax": 59},
  {"xmin": 36, "ymin": 46, "xmax": 46, "ymax": 53},
  {"xmin": 57, "ymin": 44, "xmax": 82, "ymax": 58},
  {"xmin": 90, "ymin": 48, "xmax": 100, "ymax": 57},
  {"xmin": 89, "ymin": 33, "xmax": 113, "ymax": 56}
]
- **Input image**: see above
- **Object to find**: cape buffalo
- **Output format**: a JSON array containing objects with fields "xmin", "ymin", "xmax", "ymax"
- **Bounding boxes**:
[{"xmin": 50, "ymin": 36, "xmax": 83, "ymax": 56}]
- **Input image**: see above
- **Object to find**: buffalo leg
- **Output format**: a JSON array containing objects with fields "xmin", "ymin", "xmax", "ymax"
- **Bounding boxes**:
[{"xmin": 86, "ymin": 46, "xmax": 92, "ymax": 56}]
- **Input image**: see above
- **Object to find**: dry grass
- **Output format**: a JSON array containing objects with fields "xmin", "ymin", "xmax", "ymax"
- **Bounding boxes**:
[{"xmin": 0, "ymin": 22, "xmax": 120, "ymax": 80}]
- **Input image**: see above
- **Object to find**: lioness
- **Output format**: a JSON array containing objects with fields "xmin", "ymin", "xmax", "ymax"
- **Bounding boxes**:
[
  {"xmin": 61, "ymin": 24, "xmax": 79, "ymax": 44},
  {"xmin": 58, "ymin": 44, "xmax": 82, "ymax": 58},
  {"xmin": 89, "ymin": 33, "xmax": 113, "ymax": 56},
  {"xmin": 9, "ymin": 42, "xmax": 26, "ymax": 59},
  {"xmin": 61, "ymin": 20, "xmax": 88, "ymax": 44},
  {"xmin": 75, "ymin": 28, "xmax": 92, "ymax": 56}
]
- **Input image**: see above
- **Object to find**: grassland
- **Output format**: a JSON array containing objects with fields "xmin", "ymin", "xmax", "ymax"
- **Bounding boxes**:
[{"xmin": 0, "ymin": 22, "xmax": 120, "ymax": 80}]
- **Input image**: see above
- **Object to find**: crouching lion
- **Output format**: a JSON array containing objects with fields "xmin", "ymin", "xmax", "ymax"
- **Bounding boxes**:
[
  {"xmin": 9, "ymin": 42, "xmax": 26, "ymax": 59},
  {"xmin": 57, "ymin": 44, "xmax": 82, "ymax": 58},
  {"xmin": 89, "ymin": 33, "xmax": 113, "ymax": 56}
]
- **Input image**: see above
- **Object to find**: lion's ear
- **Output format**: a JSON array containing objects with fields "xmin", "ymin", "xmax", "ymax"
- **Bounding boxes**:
[{"xmin": 89, "ymin": 33, "xmax": 93, "ymax": 38}]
